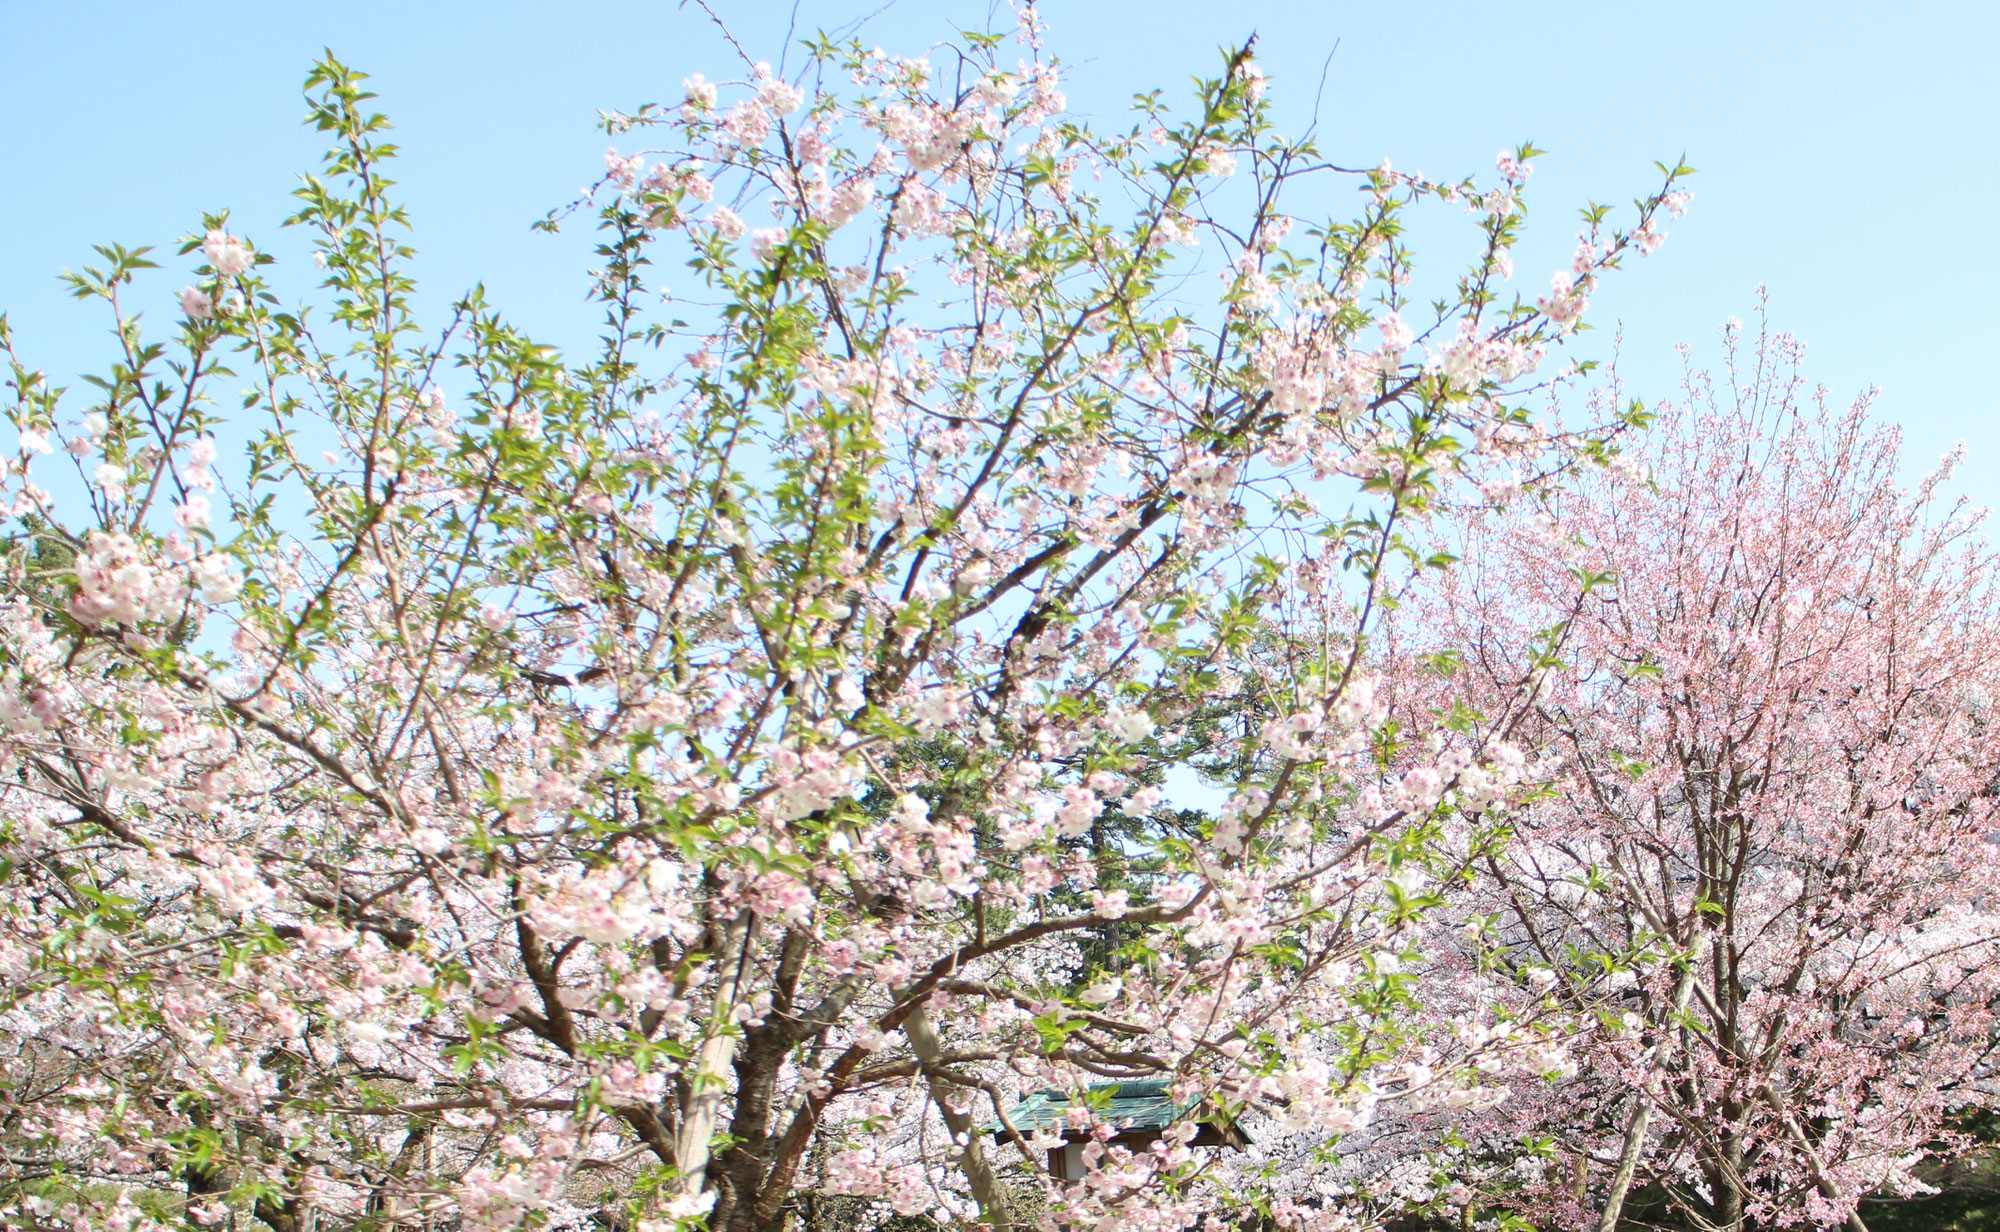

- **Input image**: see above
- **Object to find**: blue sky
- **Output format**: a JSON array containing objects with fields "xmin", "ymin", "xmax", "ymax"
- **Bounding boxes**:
[{"xmin": 2, "ymin": 0, "xmax": 1994, "ymax": 502}]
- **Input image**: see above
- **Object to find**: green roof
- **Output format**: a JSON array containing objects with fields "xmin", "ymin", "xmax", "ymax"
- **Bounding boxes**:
[{"xmin": 989, "ymin": 1080, "xmax": 1193, "ymax": 1136}]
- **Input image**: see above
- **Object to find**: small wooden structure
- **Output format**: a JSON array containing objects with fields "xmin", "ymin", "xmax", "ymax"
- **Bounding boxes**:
[{"xmin": 989, "ymin": 1080, "xmax": 1250, "ymax": 1180}]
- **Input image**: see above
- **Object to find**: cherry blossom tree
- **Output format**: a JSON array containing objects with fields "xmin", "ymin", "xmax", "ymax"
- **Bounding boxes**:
[
  {"xmin": 0, "ymin": 12, "xmax": 1691, "ymax": 1232},
  {"xmin": 1424, "ymin": 314, "xmax": 2000, "ymax": 1231}
]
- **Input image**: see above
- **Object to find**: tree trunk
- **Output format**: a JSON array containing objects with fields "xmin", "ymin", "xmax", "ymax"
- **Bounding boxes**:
[
  {"xmin": 1598, "ymin": 965, "xmax": 1697, "ymax": 1232},
  {"xmin": 906, "ymin": 1003, "xmax": 1012, "ymax": 1230},
  {"xmin": 1596, "ymin": 1098, "xmax": 1654, "ymax": 1232},
  {"xmin": 678, "ymin": 911, "xmax": 756, "ymax": 1202}
]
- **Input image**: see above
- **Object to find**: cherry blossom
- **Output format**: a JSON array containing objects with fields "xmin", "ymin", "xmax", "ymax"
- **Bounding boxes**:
[
  {"xmin": 0, "ymin": 18, "xmax": 1696, "ymax": 1232},
  {"xmin": 1419, "ymin": 309, "xmax": 2000, "ymax": 1231}
]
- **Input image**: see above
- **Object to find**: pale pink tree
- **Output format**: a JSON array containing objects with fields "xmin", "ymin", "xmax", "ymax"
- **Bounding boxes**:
[{"xmin": 1424, "ymin": 312, "xmax": 2000, "ymax": 1231}]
